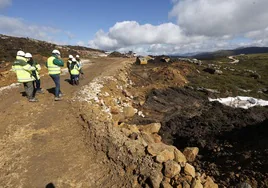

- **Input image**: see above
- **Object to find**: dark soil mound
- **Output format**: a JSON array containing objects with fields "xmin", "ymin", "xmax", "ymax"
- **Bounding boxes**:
[
  {"xmin": 130, "ymin": 87, "xmax": 268, "ymax": 187},
  {"xmin": 108, "ymin": 51, "xmax": 127, "ymax": 58}
]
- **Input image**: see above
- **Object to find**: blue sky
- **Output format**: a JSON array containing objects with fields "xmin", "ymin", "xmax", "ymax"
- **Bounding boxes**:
[{"xmin": 1, "ymin": 0, "xmax": 268, "ymax": 55}]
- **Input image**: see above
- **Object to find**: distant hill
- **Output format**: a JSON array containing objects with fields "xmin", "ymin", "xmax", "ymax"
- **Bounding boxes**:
[
  {"xmin": 0, "ymin": 34, "xmax": 104, "ymax": 63},
  {"xmin": 108, "ymin": 51, "xmax": 127, "ymax": 58},
  {"xmin": 193, "ymin": 47, "xmax": 268, "ymax": 60}
]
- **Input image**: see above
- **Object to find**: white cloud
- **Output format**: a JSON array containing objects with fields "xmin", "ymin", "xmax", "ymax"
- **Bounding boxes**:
[
  {"xmin": 169, "ymin": 0, "xmax": 268, "ymax": 37},
  {"xmin": 244, "ymin": 27, "xmax": 268, "ymax": 46},
  {"xmin": 88, "ymin": 29, "xmax": 119, "ymax": 50},
  {"xmin": 89, "ymin": 21, "xmax": 239, "ymax": 55},
  {"xmin": 0, "ymin": 15, "xmax": 73, "ymax": 44},
  {"xmin": 0, "ymin": 0, "xmax": 12, "ymax": 9},
  {"xmin": 89, "ymin": 21, "xmax": 206, "ymax": 52},
  {"xmin": 88, "ymin": 1, "xmax": 268, "ymax": 55},
  {"xmin": 108, "ymin": 21, "xmax": 185, "ymax": 45},
  {"xmin": 77, "ymin": 41, "xmax": 85, "ymax": 46}
]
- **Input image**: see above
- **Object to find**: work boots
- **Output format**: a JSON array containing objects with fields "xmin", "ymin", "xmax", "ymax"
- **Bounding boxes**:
[
  {"xmin": 36, "ymin": 89, "xmax": 44, "ymax": 94},
  {"xmin": 54, "ymin": 97, "xmax": 62, "ymax": 101},
  {"xmin": 29, "ymin": 98, "xmax": 38, "ymax": 102}
]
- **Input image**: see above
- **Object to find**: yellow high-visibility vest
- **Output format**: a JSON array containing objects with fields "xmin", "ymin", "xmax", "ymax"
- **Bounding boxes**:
[
  {"xmin": 47, "ymin": 56, "xmax": 60, "ymax": 75},
  {"xmin": 70, "ymin": 64, "xmax": 81, "ymax": 75},
  {"xmin": 35, "ymin": 64, "xmax": 41, "ymax": 79},
  {"xmin": 12, "ymin": 56, "xmax": 35, "ymax": 83}
]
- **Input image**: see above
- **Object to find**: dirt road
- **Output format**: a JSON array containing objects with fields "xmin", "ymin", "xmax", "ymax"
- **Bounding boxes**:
[
  {"xmin": 228, "ymin": 56, "xmax": 239, "ymax": 64},
  {"xmin": 0, "ymin": 58, "xmax": 133, "ymax": 188}
]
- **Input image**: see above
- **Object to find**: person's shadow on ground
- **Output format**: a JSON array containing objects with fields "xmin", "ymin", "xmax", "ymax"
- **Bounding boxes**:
[
  {"xmin": 64, "ymin": 79, "xmax": 73, "ymax": 85},
  {"xmin": 20, "ymin": 91, "xmax": 27, "ymax": 97},
  {"xmin": 46, "ymin": 183, "xmax": 55, "ymax": 188},
  {"xmin": 46, "ymin": 88, "xmax": 55, "ymax": 95}
]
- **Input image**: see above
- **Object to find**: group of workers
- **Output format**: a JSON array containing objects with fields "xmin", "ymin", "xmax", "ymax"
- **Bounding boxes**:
[
  {"xmin": 67, "ymin": 54, "xmax": 83, "ymax": 85},
  {"xmin": 12, "ymin": 49, "xmax": 83, "ymax": 102}
]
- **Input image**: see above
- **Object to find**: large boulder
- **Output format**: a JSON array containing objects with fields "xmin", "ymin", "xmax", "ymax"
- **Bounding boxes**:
[
  {"xmin": 174, "ymin": 148, "xmax": 187, "ymax": 164},
  {"xmin": 155, "ymin": 149, "xmax": 175, "ymax": 163},
  {"xmin": 191, "ymin": 179, "xmax": 203, "ymax": 188},
  {"xmin": 149, "ymin": 170, "xmax": 163, "ymax": 188},
  {"xmin": 183, "ymin": 147, "xmax": 199, "ymax": 162},
  {"xmin": 140, "ymin": 132, "xmax": 155, "ymax": 145},
  {"xmin": 138, "ymin": 123, "xmax": 161, "ymax": 134},
  {"xmin": 147, "ymin": 143, "xmax": 174, "ymax": 156},
  {"xmin": 182, "ymin": 181, "xmax": 191, "ymax": 188},
  {"xmin": 203, "ymin": 176, "xmax": 218, "ymax": 188},
  {"xmin": 119, "ymin": 124, "xmax": 140, "ymax": 134},
  {"xmin": 164, "ymin": 160, "xmax": 181, "ymax": 178},
  {"xmin": 184, "ymin": 163, "xmax": 196, "ymax": 178},
  {"xmin": 161, "ymin": 181, "xmax": 173, "ymax": 188}
]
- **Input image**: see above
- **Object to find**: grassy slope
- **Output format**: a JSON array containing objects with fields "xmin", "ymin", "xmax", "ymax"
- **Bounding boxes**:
[{"xmin": 187, "ymin": 53, "xmax": 268, "ymax": 100}]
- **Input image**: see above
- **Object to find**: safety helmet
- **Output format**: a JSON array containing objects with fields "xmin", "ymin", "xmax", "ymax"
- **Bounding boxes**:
[
  {"xmin": 52, "ymin": 49, "xmax": 61, "ymax": 55},
  {"xmin": 17, "ymin": 50, "xmax": 25, "ymax": 57},
  {"xmin": 25, "ymin": 53, "xmax": 32, "ymax": 58},
  {"xmin": 72, "ymin": 58, "xmax": 76, "ymax": 62},
  {"xmin": 76, "ymin": 55, "xmax": 80, "ymax": 58},
  {"xmin": 69, "ymin": 55, "xmax": 74, "ymax": 59}
]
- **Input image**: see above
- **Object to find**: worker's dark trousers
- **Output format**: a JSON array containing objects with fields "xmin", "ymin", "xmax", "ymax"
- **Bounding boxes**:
[
  {"xmin": 35, "ymin": 79, "xmax": 41, "ymax": 90},
  {"xmin": 23, "ymin": 81, "xmax": 35, "ymax": 99},
  {"xmin": 50, "ymin": 74, "xmax": 61, "ymax": 97},
  {"xmin": 71, "ymin": 74, "xmax": 79, "ymax": 85}
]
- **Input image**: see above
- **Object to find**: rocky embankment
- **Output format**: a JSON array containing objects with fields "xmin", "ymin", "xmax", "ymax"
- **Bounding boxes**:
[
  {"xmin": 127, "ymin": 62, "xmax": 268, "ymax": 187},
  {"xmin": 72, "ymin": 62, "xmax": 219, "ymax": 188}
]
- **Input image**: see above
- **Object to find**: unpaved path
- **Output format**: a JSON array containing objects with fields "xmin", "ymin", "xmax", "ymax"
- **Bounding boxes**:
[
  {"xmin": 228, "ymin": 56, "xmax": 239, "ymax": 64},
  {"xmin": 0, "ymin": 58, "xmax": 133, "ymax": 188}
]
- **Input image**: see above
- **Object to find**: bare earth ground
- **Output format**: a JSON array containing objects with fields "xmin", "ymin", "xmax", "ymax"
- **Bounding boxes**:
[
  {"xmin": 128, "ymin": 63, "xmax": 268, "ymax": 188},
  {"xmin": 0, "ymin": 57, "xmax": 133, "ymax": 188},
  {"xmin": 2, "ymin": 57, "xmax": 267, "ymax": 188}
]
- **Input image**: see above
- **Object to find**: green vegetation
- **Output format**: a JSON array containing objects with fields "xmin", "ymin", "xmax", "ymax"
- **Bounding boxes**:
[
  {"xmin": 0, "ymin": 34, "xmax": 102, "ymax": 63},
  {"xmin": 187, "ymin": 53, "xmax": 268, "ymax": 100}
]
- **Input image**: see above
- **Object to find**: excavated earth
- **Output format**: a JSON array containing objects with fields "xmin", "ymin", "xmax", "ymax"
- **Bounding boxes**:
[
  {"xmin": 1, "ymin": 55, "xmax": 267, "ymax": 188},
  {"xmin": 128, "ymin": 62, "xmax": 268, "ymax": 188}
]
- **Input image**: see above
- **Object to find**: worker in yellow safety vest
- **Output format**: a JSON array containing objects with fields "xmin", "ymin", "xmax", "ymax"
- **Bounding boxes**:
[
  {"xmin": 12, "ymin": 50, "xmax": 38, "ymax": 102},
  {"xmin": 46, "ymin": 49, "xmax": 64, "ymax": 101},
  {"xmin": 25, "ymin": 52, "xmax": 44, "ymax": 94},
  {"xmin": 70, "ymin": 58, "xmax": 81, "ymax": 85},
  {"xmin": 67, "ymin": 54, "xmax": 73, "ymax": 81},
  {"xmin": 75, "ymin": 54, "xmax": 84, "ymax": 76}
]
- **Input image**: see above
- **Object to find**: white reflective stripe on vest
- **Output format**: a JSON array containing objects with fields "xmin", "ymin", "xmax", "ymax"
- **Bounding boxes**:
[
  {"xmin": 13, "ymin": 68, "xmax": 24, "ymax": 70},
  {"xmin": 18, "ymin": 78, "xmax": 34, "ymax": 81}
]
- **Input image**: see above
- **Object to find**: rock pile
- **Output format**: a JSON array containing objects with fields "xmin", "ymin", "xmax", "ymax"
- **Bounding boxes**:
[{"xmin": 74, "ymin": 62, "xmax": 219, "ymax": 188}]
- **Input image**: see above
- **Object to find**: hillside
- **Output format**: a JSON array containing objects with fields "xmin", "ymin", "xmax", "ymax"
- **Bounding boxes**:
[
  {"xmin": 0, "ymin": 34, "xmax": 107, "ymax": 87},
  {"xmin": 193, "ymin": 47, "xmax": 268, "ymax": 60},
  {"xmin": 0, "ymin": 34, "xmax": 104, "ymax": 63},
  {"xmin": 129, "ymin": 55, "xmax": 268, "ymax": 187},
  {"xmin": 0, "ymin": 34, "xmax": 267, "ymax": 188}
]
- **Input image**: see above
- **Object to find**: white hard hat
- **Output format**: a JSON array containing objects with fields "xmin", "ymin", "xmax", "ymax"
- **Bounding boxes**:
[
  {"xmin": 17, "ymin": 50, "xmax": 25, "ymax": 57},
  {"xmin": 76, "ymin": 55, "xmax": 80, "ymax": 58},
  {"xmin": 25, "ymin": 53, "xmax": 32, "ymax": 58},
  {"xmin": 69, "ymin": 55, "xmax": 74, "ymax": 59},
  {"xmin": 52, "ymin": 49, "xmax": 60, "ymax": 55},
  {"xmin": 72, "ymin": 58, "xmax": 76, "ymax": 62}
]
